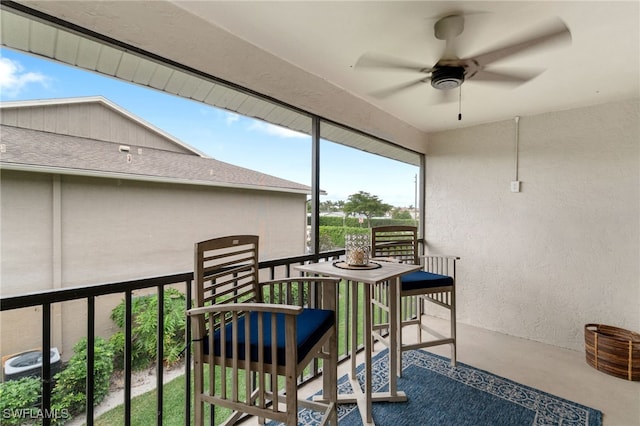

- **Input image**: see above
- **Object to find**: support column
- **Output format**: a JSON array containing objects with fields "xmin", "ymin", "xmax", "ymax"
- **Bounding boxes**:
[{"xmin": 52, "ymin": 175, "xmax": 63, "ymax": 353}]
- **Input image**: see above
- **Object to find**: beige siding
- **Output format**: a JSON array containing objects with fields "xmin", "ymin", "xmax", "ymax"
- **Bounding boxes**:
[
  {"xmin": 1, "ymin": 102, "xmax": 195, "ymax": 154},
  {"xmin": 0, "ymin": 171, "xmax": 54, "ymax": 292},
  {"xmin": 0, "ymin": 170, "xmax": 307, "ymax": 358}
]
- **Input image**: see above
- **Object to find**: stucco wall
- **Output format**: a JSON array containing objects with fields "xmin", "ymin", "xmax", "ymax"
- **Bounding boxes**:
[
  {"xmin": 425, "ymin": 98, "xmax": 640, "ymax": 351},
  {"xmin": 0, "ymin": 170, "xmax": 307, "ymax": 357}
]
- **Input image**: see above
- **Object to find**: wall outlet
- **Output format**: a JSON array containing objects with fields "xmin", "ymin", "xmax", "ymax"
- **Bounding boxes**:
[{"xmin": 510, "ymin": 180, "xmax": 521, "ymax": 193}]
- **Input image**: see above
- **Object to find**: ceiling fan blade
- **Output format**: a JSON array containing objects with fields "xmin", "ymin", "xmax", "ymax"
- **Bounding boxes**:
[
  {"xmin": 464, "ymin": 18, "xmax": 571, "ymax": 67},
  {"xmin": 369, "ymin": 77, "xmax": 429, "ymax": 99},
  {"xmin": 469, "ymin": 68, "xmax": 544, "ymax": 85},
  {"xmin": 354, "ymin": 52, "xmax": 432, "ymax": 73}
]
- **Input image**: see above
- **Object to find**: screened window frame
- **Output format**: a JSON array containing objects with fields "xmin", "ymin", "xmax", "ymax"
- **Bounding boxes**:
[{"xmin": 0, "ymin": 1, "xmax": 426, "ymax": 250}]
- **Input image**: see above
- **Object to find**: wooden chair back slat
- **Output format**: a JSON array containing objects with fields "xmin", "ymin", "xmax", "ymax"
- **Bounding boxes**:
[
  {"xmin": 194, "ymin": 235, "xmax": 260, "ymax": 310},
  {"xmin": 372, "ymin": 225, "xmax": 419, "ymax": 264}
]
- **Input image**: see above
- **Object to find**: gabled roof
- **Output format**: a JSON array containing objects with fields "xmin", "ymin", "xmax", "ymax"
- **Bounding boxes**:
[
  {"xmin": 0, "ymin": 96, "xmax": 312, "ymax": 194},
  {"xmin": 0, "ymin": 124, "xmax": 311, "ymax": 195},
  {"xmin": 0, "ymin": 96, "xmax": 209, "ymax": 157}
]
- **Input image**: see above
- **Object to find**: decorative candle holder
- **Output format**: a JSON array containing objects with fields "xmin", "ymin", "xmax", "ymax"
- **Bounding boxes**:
[{"xmin": 345, "ymin": 233, "xmax": 370, "ymax": 266}]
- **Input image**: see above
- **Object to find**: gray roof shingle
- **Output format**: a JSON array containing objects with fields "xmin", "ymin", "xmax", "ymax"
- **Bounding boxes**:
[{"xmin": 0, "ymin": 124, "xmax": 311, "ymax": 194}]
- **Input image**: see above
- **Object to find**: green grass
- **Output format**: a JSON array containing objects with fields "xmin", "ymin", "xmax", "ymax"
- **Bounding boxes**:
[
  {"xmin": 94, "ymin": 365, "xmax": 233, "ymax": 426},
  {"xmin": 94, "ymin": 369, "xmax": 201, "ymax": 426}
]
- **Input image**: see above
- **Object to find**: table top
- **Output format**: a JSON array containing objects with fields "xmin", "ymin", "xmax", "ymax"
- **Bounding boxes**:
[{"xmin": 294, "ymin": 259, "xmax": 420, "ymax": 284}]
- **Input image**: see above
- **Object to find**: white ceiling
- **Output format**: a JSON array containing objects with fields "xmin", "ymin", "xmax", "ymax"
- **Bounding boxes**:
[{"xmin": 174, "ymin": 1, "xmax": 640, "ymax": 133}]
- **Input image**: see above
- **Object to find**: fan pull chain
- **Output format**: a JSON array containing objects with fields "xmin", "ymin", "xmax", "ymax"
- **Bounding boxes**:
[{"xmin": 458, "ymin": 85, "xmax": 462, "ymax": 121}]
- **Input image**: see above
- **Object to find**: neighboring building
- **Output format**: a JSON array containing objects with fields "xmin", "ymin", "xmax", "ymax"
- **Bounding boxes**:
[{"xmin": 0, "ymin": 96, "xmax": 311, "ymax": 358}]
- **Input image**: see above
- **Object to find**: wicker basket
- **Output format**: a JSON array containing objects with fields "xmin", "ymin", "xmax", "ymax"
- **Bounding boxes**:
[{"xmin": 584, "ymin": 324, "xmax": 640, "ymax": 381}]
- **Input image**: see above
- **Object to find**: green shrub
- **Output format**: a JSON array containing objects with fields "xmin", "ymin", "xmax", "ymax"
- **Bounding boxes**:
[
  {"xmin": 319, "ymin": 226, "xmax": 370, "ymax": 250},
  {"xmin": 110, "ymin": 288, "xmax": 186, "ymax": 370},
  {"xmin": 0, "ymin": 376, "xmax": 42, "ymax": 425},
  {"xmin": 318, "ymin": 216, "xmax": 372, "ymax": 227},
  {"xmin": 318, "ymin": 216, "xmax": 417, "ymax": 228},
  {"xmin": 318, "ymin": 220, "xmax": 418, "ymax": 251},
  {"xmin": 50, "ymin": 336, "xmax": 113, "ymax": 421},
  {"xmin": 370, "ymin": 218, "xmax": 417, "ymax": 227}
]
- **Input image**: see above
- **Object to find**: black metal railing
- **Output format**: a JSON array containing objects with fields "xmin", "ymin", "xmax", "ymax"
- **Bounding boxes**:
[{"xmin": 0, "ymin": 250, "xmax": 346, "ymax": 426}]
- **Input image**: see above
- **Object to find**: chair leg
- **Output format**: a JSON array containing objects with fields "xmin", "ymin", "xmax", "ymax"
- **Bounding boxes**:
[
  {"xmin": 322, "ymin": 328, "xmax": 338, "ymax": 403},
  {"xmin": 417, "ymin": 296, "xmax": 424, "ymax": 344},
  {"xmin": 350, "ymin": 281, "xmax": 358, "ymax": 379},
  {"xmin": 323, "ymin": 329, "xmax": 338, "ymax": 426},
  {"xmin": 286, "ymin": 343, "xmax": 299, "ymax": 425},
  {"xmin": 193, "ymin": 358, "xmax": 204, "ymax": 426},
  {"xmin": 396, "ymin": 289, "xmax": 403, "ymax": 377},
  {"xmin": 450, "ymin": 291, "xmax": 457, "ymax": 367}
]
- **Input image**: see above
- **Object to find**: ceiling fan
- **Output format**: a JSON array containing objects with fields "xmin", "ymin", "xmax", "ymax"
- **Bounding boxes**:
[{"xmin": 354, "ymin": 14, "xmax": 572, "ymax": 106}]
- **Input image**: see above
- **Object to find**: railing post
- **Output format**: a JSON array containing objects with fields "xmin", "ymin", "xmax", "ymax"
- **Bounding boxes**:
[
  {"xmin": 184, "ymin": 279, "xmax": 192, "ymax": 426},
  {"xmin": 124, "ymin": 291, "xmax": 132, "ymax": 426},
  {"xmin": 86, "ymin": 296, "xmax": 95, "ymax": 426},
  {"xmin": 156, "ymin": 285, "xmax": 164, "ymax": 426},
  {"xmin": 42, "ymin": 303, "xmax": 52, "ymax": 426}
]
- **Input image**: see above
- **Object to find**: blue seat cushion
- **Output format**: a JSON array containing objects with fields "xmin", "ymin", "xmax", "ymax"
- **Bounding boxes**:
[
  {"xmin": 401, "ymin": 270, "xmax": 453, "ymax": 292},
  {"xmin": 203, "ymin": 308, "xmax": 334, "ymax": 365}
]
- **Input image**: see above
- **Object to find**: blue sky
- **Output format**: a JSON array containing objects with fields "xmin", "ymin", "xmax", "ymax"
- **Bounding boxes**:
[{"xmin": 0, "ymin": 48, "xmax": 419, "ymax": 207}]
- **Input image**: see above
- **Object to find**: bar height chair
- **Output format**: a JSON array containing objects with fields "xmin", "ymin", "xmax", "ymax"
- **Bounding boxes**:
[
  {"xmin": 187, "ymin": 235, "xmax": 338, "ymax": 425},
  {"xmin": 371, "ymin": 225, "xmax": 459, "ymax": 370}
]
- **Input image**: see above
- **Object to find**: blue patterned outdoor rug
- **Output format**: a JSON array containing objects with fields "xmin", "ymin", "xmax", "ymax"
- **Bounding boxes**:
[{"xmin": 273, "ymin": 349, "xmax": 602, "ymax": 426}]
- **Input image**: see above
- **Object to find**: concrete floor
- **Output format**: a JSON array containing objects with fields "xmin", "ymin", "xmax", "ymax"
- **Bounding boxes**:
[
  {"xmin": 417, "ymin": 318, "xmax": 640, "ymax": 426},
  {"xmin": 294, "ymin": 317, "xmax": 640, "ymax": 426}
]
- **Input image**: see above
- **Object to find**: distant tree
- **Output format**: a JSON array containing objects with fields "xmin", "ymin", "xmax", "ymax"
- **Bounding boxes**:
[
  {"xmin": 343, "ymin": 191, "xmax": 392, "ymax": 227},
  {"xmin": 320, "ymin": 200, "xmax": 345, "ymax": 213},
  {"xmin": 392, "ymin": 208, "xmax": 412, "ymax": 220}
]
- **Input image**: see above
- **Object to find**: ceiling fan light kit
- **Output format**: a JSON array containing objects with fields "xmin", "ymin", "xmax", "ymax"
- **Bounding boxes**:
[{"xmin": 430, "ymin": 66, "xmax": 465, "ymax": 90}]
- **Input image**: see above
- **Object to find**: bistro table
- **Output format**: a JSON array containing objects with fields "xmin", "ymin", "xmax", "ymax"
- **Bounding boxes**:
[{"xmin": 294, "ymin": 259, "xmax": 420, "ymax": 425}]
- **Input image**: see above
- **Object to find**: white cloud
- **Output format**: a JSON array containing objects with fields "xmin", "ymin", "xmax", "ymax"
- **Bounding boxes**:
[
  {"xmin": 225, "ymin": 112, "xmax": 240, "ymax": 125},
  {"xmin": 249, "ymin": 121, "xmax": 307, "ymax": 139},
  {"xmin": 0, "ymin": 57, "xmax": 50, "ymax": 98}
]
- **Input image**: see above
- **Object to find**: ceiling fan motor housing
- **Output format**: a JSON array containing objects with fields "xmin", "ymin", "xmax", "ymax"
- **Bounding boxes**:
[{"xmin": 431, "ymin": 66, "xmax": 465, "ymax": 90}]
